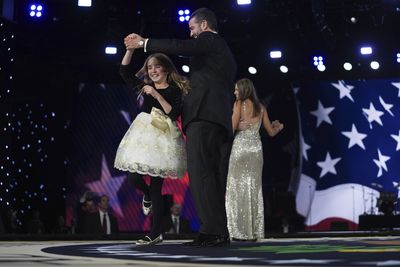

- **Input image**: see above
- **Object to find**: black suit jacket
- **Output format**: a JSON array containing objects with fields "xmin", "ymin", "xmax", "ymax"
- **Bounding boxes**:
[
  {"xmin": 161, "ymin": 215, "xmax": 191, "ymax": 234},
  {"xmin": 83, "ymin": 211, "xmax": 118, "ymax": 235},
  {"xmin": 147, "ymin": 31, "xmax": 237, "ymax": 135}
]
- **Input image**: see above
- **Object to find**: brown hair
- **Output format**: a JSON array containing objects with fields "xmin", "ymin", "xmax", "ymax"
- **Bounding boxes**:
[
  {"xmin": 136, "ymin": 53, "xmax": 190, "ymax": 95},
  {"xmin": 235, "ymin": 78, "xmax": 261, "ymax": 117}
]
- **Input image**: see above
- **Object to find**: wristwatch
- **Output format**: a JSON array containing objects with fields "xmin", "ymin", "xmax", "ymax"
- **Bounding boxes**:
[{"xmin": 138, "ymin": 40, "xmax": 144, "ymax": 47}]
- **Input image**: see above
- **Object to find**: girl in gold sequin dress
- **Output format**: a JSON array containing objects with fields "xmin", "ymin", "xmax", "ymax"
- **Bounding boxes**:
[{"xmin": 225, "ymin": 78, "xmax": 284, "ymax": 241}]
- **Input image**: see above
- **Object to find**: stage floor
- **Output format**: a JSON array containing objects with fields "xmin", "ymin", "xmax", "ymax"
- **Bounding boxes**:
[{"xmin": 1, "ymin": 236, "xmax": 400, "ymax": 267}]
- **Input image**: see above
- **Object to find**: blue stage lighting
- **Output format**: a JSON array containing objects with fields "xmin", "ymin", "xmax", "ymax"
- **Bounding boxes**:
[
  {"xmin": 178, "ymin": 9, "xmax": 190, "ymax": 22},
  {"xmin": 317, "ymin": 64, "xmax": 326, "ymax": 72},
  {"xmin": 370, "ymin": 61, "xmax": 380, "ymax": 70},
  {"xmin": 29, "ymin": 4, "xmax": 43, "ymax": 18},
  {"xmin": 248, "ymin": 66, "xmax": 257, "ymax": 74},
  {"xmin": 105, "ymin": 47, "xmax": 117, "ymax": 55},
  {"xmin": 313, "ymin": 56, "xmax": 324, "ymax": 66},
  {"xmin": 269, "ymin": 50, "xmax": 282, "ymax": 59},
  {"xmin": 182, "ymin": 65, "xmax": 190, "ymax": 73},
  {"xmin": 343, "ymin": 62, "xmax": 352, "ymax": 71},
  {"xmin": 237, "ymin": 0, "xmax": 252, "ymax": 5},
  {"xmin": 280, "ymin": 65, "xmax": 288, "ymax": 73},
  {"xmin": 78, "ymin": 0, "xmax": 92, "ymax": 7},
  {"xmin": 397, "ymin": 53, "xmax": 400, "ymax": 63},
  {"xmin": 360, "ymin": 46, "xmax": 372, "ymax": 55}
]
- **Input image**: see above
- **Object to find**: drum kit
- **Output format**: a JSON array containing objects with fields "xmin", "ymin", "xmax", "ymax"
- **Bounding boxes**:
[{"xmin": 370, "ymin": 182, "xmax": 400, "ymax": 216}]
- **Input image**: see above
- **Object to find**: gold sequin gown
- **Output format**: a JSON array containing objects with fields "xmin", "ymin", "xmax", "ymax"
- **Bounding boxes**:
[{"xmin": 225, "ymin": 117, "xmax": 264, "ymax": 240}]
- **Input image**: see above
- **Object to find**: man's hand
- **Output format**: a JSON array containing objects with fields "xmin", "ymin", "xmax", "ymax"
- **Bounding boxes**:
[
  {"xmin": 237, "ymin": 121, "xmax": 251, "ymax": 131},
  {"xmin": 124, "ymin": 33, "xmax": 145, "ymax": 50}
]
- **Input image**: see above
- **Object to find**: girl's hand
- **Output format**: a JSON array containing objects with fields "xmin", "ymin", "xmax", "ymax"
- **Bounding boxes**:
[
  {"xmin": 143, "ymin": 85, "xmax": 160, "ymax": 100},
  {"xmin": 272, "ymin": 120, "xmax": 284, "ymax": 133}
]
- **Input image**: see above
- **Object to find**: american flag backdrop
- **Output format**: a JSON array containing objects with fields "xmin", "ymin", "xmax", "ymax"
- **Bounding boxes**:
[{"xmin": 295, "ymin": 79, "xmax": 400, "ymax": 230}]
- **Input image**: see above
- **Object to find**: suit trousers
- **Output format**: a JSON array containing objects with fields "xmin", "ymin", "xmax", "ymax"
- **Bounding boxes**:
[{"xmin": 186, "ymin": 121, "xmax": 232, "ymax": 236}]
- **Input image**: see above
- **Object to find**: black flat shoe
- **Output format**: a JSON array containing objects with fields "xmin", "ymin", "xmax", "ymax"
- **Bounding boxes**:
[
  {"xmin": 204, "ymin": 235, "xmax": 230, "ymax": 247},
  {"xmin": 232, "ymin": 237, "xmax": 257, "ymax": 242},
  {"xmin": 183, "ymin": 233, "xmax": 210, "ymax": 247}
]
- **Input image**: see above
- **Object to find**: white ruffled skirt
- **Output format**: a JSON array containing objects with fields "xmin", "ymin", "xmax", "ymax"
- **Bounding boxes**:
[{"xmin": 114, "ymin": 112, "xmax": 187, "ymax": 179}]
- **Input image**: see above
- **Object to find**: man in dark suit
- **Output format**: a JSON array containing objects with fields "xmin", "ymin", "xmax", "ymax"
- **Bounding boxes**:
[
  {"xmin": 84, "ymin": 194, "xmax": 118, "ymax": 235},
  {"xmin": 162, "ymin": 203, "xmax": 191, "ymax": 235},
  {"xmin": 125, "ymin": 8, "xmax": 236, "ymax": 246}
]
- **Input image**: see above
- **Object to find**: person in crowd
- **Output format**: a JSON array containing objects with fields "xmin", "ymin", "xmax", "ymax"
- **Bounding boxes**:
[
  {"xmin": 124, "ymin": 7, "xmax": 236, "ymax": 247},
  {"xmin": 225, "ymin": 78, "xmax": 284, "ymax": 241},
  {"xmin": 26, "ymin": 209, "xmax": 45, "ymax": 234},
  {"xmin": 114, "ymin": 45, "xmax": 189, "ymax": 245},
  {"xmin": 84, "ymin": 194, "xmax": 118, "ymax": 235},
  {"xmin": 75, "ymin": 191, "xmax": 97, "ymax": 233},
  {"xmin": 162, "ymin": 203, "xmax": 191, "ymax": 235},
  {"xmin": 3, "ymin": 208, "xmax": 20, "ymax": 233},
  {"xmin": 51, "ymin": 215, "xmax": 70, "ymax": 234}
]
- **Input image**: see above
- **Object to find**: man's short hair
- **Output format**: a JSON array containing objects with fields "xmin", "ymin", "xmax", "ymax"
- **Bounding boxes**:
[{"xmin": 190, "ymin": 7, "xmax": 218, "ymax": 32}]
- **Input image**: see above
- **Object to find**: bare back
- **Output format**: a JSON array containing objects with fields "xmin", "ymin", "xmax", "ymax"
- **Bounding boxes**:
[{"xmin": 240, "ymin": 99, "xmax": 262, "ymax": 125}]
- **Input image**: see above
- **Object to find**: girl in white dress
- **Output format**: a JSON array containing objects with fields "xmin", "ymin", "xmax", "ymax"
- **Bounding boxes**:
[{"xmin": 114, "ymin": 46, "xmax": 189, "ymax": 245}]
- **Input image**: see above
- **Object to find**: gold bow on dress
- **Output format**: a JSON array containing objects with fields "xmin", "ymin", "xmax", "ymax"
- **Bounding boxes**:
[{"xmin": 150, "ymin": 107, "xmax": 180, "ymax": 138}]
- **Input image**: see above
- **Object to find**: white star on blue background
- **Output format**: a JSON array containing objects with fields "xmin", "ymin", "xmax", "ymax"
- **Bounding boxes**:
[
  {"xmin": 317, "ymin": 152, "xmax": 341, "ymax": 178},
  {"xmin": 373, "ymin": 149, "xmax": 390, "ymax": 178},
  {"xmin": 341, "ymin": 124, "xmax": 367, "ymax": 150},
  {"xmin": 310, "ymin": 100, "xmax": 335, "ymax": 127},
  {"xmin": 362, "ymin": 102, "xmax": 384, "ymax": 128},
  {"xmin": 331, "ymin": 80, "xmax": 354, "ymax": 102}
]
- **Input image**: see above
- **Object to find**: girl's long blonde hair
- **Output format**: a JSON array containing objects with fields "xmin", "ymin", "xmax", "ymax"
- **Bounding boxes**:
[{"xmin": 235, "ymin": 78, "xmax": 261, "ymax": 117}]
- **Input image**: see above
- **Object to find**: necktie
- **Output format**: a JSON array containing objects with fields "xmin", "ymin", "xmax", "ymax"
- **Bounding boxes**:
[
  {"xmin": 102, "ymin": 213, "xmax": 107, "ymax": 234},
  {"xmin": 173, "ymin": 217, "xmax": 178, "ymax": 234}
]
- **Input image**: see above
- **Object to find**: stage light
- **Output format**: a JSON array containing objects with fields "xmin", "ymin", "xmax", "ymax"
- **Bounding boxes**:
[
  {"xmin": 182, "ymin": 65, "xmax": 190, "ymax": 73},
  {"xmin": 237, "ymin": 0, "xmax": 252, "ymax": 5},
  {"xmin": 280, "ymin": 65, "xmax": 288, "ymax": 73},
  {"xmin": 248, "ymin": 66, "xmax": 257, "ymax": 74},
  {"xmin": 397, "ymin": 53, "xmax": 400, "ymax": 63},
  {"xmin": 360, "ymin": 46, "xmax": 372, "ymax": 55},
  {"xmin": 105, "ymin": 47, "xmax": 117, "ymax": 54},
  {"xmin": 343, "ymin": 62, "xmax": 352, "ymax": 71},
  {"xmin": 317, "ymin": 64, "xmax": 326, "ymax": 72},
  {"xmin": 178, "ymin": 9, "xmax": 190, "ymax": 22},
  {"xmin": 313, "ymin": 56, "xmax": 324, "ymax": 67},
  {"xmin": 29, "ymin": 4, "xmax": 43, "ymax": 18},
  {"xmin": 78, "ymin": 0, "xmax": 92, "ymax": 7},
  {"xmin": 370, "ymin": 61, "xmax": 380, "ymax": 70},
  {"xmin": 270, "ymin": 50, "xmax": 282, "ymax": 59}
]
